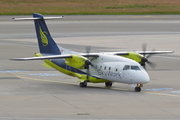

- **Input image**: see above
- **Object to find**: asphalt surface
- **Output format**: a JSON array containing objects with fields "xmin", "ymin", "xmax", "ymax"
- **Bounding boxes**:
[{"xmin": 0, "ymin": 15, "xmax": 180, "ymax": 120}]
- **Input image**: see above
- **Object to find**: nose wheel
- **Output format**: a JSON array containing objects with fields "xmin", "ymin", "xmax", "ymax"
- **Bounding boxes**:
[
  {"xmin": 134, "ymin": 84, "xmax": 142, "ymax": 92},
  {"xmin": 134, "ymin": 87, "xmax": 141, "ymax": 92}
]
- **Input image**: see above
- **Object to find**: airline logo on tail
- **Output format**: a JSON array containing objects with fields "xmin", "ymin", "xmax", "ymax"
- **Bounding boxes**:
[{"xmin": 39, "ymin": 27, "xmax": 48, "ymax": 46}]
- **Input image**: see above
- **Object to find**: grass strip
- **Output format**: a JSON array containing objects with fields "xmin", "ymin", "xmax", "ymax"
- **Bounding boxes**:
[{"xmin": 0, "ymin": 0, "xmax": 180, "ymax": 15}]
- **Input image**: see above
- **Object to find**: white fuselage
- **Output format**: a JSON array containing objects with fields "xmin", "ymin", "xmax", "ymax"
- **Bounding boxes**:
[{"xmin": 85, "ymin": 54, "xmax": 150, "ymax": 84}]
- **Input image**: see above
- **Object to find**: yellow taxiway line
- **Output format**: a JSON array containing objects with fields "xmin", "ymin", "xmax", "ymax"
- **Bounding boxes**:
[{"xmin": 1, "ymin": 73, "xmax": 180, "ymax": 98}]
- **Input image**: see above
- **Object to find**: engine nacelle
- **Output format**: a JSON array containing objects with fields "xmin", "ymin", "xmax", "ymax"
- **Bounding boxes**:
[
  {"xmin": 65, "ymin": 54, "xmax": 88, "ymax": 69},
  {"xmin": 121, "ymin": 52, "xmax": 143, "ymax": 64}
]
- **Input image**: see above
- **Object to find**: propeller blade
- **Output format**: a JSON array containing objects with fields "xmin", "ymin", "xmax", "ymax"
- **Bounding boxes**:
[
  {"xmin": 147, "ymin": 61, "xmax": 156, "ymax": 68},
  {"xmin": 146, "ymin": 48, "xmax": 156, "ymax": 59},
  {"xmin": 144, "ymin": 64, "xmax": 146, "ymax": 70},
  {"xmin": 142, "ymin": 43, "xmax": 147, "ymax": 57},
  {"xmin": 86, "ymin": 46, "xmax": 91, "ymax": 55},
  {"xmin": 141, "ymin": 44, "xmax": 157, "ymax": 70},
  {"xmin": 86, "ymin": 46, "xmax": 91, "ymax": 80}
]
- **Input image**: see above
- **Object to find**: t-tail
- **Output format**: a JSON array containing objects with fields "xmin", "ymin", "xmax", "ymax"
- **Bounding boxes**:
[
  {"xmin": 12, "ymin": 13, "xmax": 66, "ymax": 55},
  {"xmin": 33, "ymin": 13, "xmax": 61, "ymax": 55}
]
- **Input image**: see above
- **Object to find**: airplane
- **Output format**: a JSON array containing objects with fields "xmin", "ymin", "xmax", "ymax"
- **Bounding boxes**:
[{"xmin": 11, "ymin": 13, "xmax": 174, "ymax": 92}]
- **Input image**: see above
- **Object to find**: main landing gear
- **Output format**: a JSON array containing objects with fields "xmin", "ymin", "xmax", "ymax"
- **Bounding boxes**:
[
  {"xmin": 80, "ymin": 81, "xmax": 113, "ymax": 88},
  {"xmin": 134, "ymin": 84, "xmax": 142, "ymax": 92},
  {"xmin": 105, "ymin": 82, "xmax": 112, "ymax": 87},
  {"xmin": 79, "ymin": 81, "xmax": 87, "ymax": 87}
]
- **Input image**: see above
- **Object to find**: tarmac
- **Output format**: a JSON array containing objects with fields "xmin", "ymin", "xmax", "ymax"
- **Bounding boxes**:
[{"xmin": 0, "ymin": 15, "xmax": 180, "ymax": 119}]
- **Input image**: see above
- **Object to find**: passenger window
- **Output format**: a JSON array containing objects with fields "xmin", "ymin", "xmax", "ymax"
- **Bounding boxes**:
[
  {"xmin": 131, "ymin": 66, "xmax": 140, "ymax": 70},
  {"xmin": 116, "ymin": 68, "xmax": 118, "ymax": 71},
  {"xmin": 109, "ymin": 67, "xmax": 111, "ymax": 70},
  {"xmin": 104, "ymin": 66, "xmax": 106, "ymax": 70},
  {"xmin": 123, "ymin": 65, "xmax": 130, "ymax": 70}
]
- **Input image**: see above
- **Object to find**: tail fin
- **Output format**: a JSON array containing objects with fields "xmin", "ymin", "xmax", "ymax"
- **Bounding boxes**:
[
  {"xmin": 12, "ymin": 13, "xmax": 78, "ymax": 55},
  {"xmin": 33, "ymin": 13, "xmax": 60, "ymax": 55}
]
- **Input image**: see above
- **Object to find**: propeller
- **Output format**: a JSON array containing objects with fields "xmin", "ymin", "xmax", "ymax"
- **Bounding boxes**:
[
  {"xmin": 86, "ymin": 46, "xmax": 91, "ymax": 67},
  {"xmin": 141, "ymin": 43, "xmax": 156, "ymax": 69},
  {"xmin": 85, "ymin": 46, "xmax": 93, "ymax": 80},
  {"xmin": 79, "ymin": 46, "xmax": 95, "ymax": 70},
  {"xmin": 84, "ymin": 46, "xmax": 99, "ymax": 80}
]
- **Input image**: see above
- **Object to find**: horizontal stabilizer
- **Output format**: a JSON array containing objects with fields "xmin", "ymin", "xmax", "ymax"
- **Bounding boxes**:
[{"xmin": 11, "ymin": 16, "xmax": 64, "ymax": 21}]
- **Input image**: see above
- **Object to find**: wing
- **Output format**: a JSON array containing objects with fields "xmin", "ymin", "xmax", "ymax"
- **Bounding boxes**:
[
  {"xmin": 10, "ymin": 50, "xmax": 174, "ymax": 61},
  {"xmin": 10, "ymin": 53, "xmax": 99, "ymax": 61},
  {"xmin": 135, "ymin": 51, "xmax": 174, "ymax": 55},
  {"xmin": 104, "ymin": 51, "xmax": 174, "ymax": 56}
]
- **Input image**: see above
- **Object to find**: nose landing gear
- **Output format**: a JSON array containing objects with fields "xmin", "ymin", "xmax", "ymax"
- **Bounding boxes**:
[
  {"xmin": 134, "ymin": 87, "xmax": 141, "ymax": 92},
  {"xmin": 134, "ymin": 84, "xmax": 142, "ymax": 92}
]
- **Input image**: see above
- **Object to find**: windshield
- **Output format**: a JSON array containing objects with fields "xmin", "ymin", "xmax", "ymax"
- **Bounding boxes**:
[
  {"xmin": 131, "ymin": 66, "xmax": 140, "ymax": 70},
  {"xmin": 123, "ymin": 65, "xmax": 141, "ymax": 71}
]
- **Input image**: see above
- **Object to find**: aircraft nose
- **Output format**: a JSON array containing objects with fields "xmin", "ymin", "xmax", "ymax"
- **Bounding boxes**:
[
  {"xmin": 135, "ymin": 71, "xmax": 150, "ymax": 84},
  {"xmin": 143, "ymin": 72, "xmax": 150, "ymax": 83}
]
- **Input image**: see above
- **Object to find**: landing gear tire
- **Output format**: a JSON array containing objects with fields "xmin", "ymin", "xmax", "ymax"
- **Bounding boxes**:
[
  {"xmin": 105, "ymin": 82, "xmax": 112, "ymax": 87},
  {"xmin": 134, "ymin": 87, "xmax": 141, "ymax": 92},
  {"xmin": 80, "ymin": 81, "xmax": 87, "ymax": 88}
]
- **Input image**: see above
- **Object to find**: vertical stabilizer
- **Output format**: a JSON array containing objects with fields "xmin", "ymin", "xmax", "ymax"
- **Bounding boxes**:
[{"xmin": 33, "ymin": 13, "xmax": 61, "ymax": 55}]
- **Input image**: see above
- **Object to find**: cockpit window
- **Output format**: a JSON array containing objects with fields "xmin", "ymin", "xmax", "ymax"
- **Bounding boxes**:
[
  {"xmin": 123, "ymin": 65, "xmax": 142, "ymax": 71},
  {"xmin": 123, "ymin": 65, "xmax": 130, "ymax": 70},
  {"xmin": 131, "ymin": 66, "xmax": 140, "ymax": 70}
]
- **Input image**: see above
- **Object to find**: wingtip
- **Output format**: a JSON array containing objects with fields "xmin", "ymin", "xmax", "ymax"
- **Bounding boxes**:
[
  {"xmin": 9, "ymin": 58, "xmax": 23, "ymax": 61},
  {"xmin": 11, "ymin": 18, "xmax": 15, "ymax": 21}
]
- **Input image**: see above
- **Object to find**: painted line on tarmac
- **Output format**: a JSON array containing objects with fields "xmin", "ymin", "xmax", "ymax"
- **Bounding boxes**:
[
  {"xmin": 0, "ymin": 70, "xmax": 27, "ymax": 73},
  {"xmin": 145, "ymin": 88, "xmax": 173, "ymax": 91},
  {"xmin": 17, "ymin": 75, "xmax": 130, "ymax": 91},
  {"xmin": 27, "ymin": 73, "xmax": 65, "ymax": 76},
  {"xmin": 172, "ymin": 91, "xmax": 180, "ymax": 93},
  {"xmin": 0, "ymin": 73, "xmax": 22, "ymax": 79},
  {"xmin": 17, "ymin": 75, "xmax": 128, "ymax": 91},
  {"xmin": 3, "ymin": 74, "xmax": 180, "ymax": 98},
  {"xmin": 16, "ymin": 75, "xmax": 180, "ymax": 97},
  {"xmin": 143, "ymin": 91, "xmax": 180, "ymax": 98},
  {"xmin": 108, "ymin": 87, "xmax": 180, "ymax": 97},
  {"xmin": 102, "ymin": 87, "xmax": 180, "ymax": 98},
  {"xmin": 16, "ymin": 75, "xmax": 77, "ymax": 86}
]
